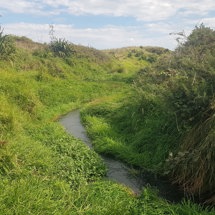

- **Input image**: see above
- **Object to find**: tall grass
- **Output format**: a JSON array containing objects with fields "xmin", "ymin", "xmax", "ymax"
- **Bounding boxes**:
[{"xmin": 167, "ymin": 107, "xmax": 215, "ymax": 202}]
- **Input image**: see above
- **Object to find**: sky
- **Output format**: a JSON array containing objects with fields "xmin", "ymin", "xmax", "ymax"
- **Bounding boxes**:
[{"xmin": 0, "ymin": 0, "xmax": 215, "ymax": 50}]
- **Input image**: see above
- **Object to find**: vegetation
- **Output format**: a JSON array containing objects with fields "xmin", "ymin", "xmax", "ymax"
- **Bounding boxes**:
[
  {"xmin": 0, "ymin": 27, "xmax": 16, "ymax": 60},
  {"xmin": 0, "ymin": 25, "xmax": 214, "ymax": 214},
  {"xmin": 49, "ymin": 38, "xmax": 74, "ymax": 58},
  {"xmin": 82, "ymin": 25, "xmax": 215, "ymax": 205},
  {"xmin": 164, "ymin": 24, "xmax": 215, "ymax": 203}
]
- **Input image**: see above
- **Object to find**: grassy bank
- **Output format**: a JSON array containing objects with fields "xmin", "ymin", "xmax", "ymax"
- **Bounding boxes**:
[
  {"xmin": 0, "ymin": 34, "xmax": 214, "ymax": 214},
  {"xmin": 81, "ymin": 25, "xmax": 215, "ymax": 207}
]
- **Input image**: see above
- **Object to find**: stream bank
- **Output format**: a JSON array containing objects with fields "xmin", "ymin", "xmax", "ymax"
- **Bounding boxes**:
[{"xmin": 59, "ymin": 110, "xmax": 184, "ymax": 201}]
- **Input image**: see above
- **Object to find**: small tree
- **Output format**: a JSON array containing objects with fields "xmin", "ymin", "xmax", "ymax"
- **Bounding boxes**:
[
  {"xmin": 49, "ymin": 37, "xmax": 74, "ymax": 58},
  {"xmin": 0, "ymin": 27, "xmax": 16, "ymax": 60}
]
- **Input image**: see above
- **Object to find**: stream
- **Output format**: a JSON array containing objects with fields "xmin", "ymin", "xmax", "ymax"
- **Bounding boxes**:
[{"xmin": 59, "ymin": 110, "xmax": 183, "ymax": 201}]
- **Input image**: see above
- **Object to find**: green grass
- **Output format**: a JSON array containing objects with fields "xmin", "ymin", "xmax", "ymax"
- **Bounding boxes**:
[
  {"xmin": 0, "ymin": 36, "xmax": 213, "ymax": 214},
  {"xmin": 81, "ymin": 90, "xmax": 177, "ymax": 172}
]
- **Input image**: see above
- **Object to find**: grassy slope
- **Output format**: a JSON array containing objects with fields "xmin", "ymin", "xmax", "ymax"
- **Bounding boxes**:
[
  {"xmin": 0, "ymin": 37, "xmax": 213, "ymax": 214},
  {"xmin": 81, "ymin": 47, "xmax": 174, "ymax": 170},
  {"xmin": 0, "ymin": 38, "xmax": 128, "ymax": 214}
]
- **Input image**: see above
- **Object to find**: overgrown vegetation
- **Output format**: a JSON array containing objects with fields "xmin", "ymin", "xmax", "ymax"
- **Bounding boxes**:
[
  {"xmin": 164, "ymin": 24, "xmax": 215, "ymax": 203},
  {"xmin": 82, "ymin": 25, "xmax": 215, "ymax": 206},
  {"xmin": 0, "ymin": 24, "xmax": 214, "ymax": 214}
]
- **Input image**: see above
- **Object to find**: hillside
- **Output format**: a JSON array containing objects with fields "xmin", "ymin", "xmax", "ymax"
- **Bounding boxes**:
[{"xmin": 0, "ymin": 27, "xmax": 214, "ymax": 214}]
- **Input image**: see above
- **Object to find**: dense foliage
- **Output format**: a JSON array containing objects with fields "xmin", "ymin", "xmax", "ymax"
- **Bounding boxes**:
[
  {"xmin": 164, "ymin": 25, "xmax": 215, "ymax": 203},
  {"xmin": 82, "ymin": 25, "xmax": 215, "ymax": 205},
  {"xmin": 138, "ymin": 25, "xmax": 215, "ymax": 202}
]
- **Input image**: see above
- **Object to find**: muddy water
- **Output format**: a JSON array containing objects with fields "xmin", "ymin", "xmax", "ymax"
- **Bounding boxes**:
[
  {"xmin": 59, "ymin": 110, "xmax": 183, "ymax": 200},
  {"xmin": 59, "ymin": 110, "xmax": 143, "ymax": 194}
]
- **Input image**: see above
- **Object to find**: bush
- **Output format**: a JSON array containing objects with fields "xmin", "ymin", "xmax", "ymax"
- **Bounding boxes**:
[
  {"xmin": 49, "ymin": 38, "xmax": 74, "ymax": 58},
  {"xmin": 161, "ymin": 24, "xmax": 215, "ymax": 203},
  {"xmin": 0, "ymin": 27, "xmax": 16, "ymax": 60}
]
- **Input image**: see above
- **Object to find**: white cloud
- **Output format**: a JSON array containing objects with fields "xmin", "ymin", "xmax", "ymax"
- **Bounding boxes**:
[
  {"xmin": 1, "ymin": 0, "xmax": 215, "ymax": 21},
  {"xmin": 200, "ymin": 17, "xmax": 215, "ymax": 28},
  {"xmin": 44, "ymin": 0, "xmax": 215, "ymax": 21},
  {"xmin": 43, "ymin": 0, "xmax": 176, "ymax": 21},
  {"xmin": 3, "ymin": 23, "xmax": 176, "ymax": 49},
  {"xmin": 4, "ymin": 23, "xmax": 50, "ymax": 42},
  {"xmin": 179, "ymin": 0, "xmax": 215, "ymax": 16},
  {"xmin": 0, "ymin": 1, "xmax": 43, "ymax": 14}
]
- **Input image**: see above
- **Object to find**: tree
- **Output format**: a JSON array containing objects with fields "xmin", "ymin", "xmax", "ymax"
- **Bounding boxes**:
[{"xmin": 0, "ymin": 26, "xmax": 16, "ymax": 60}]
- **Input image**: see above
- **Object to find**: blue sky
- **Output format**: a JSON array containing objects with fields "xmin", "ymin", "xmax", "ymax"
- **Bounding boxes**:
[{"xmin": 0, "ymin": 0, "xmax": 215, "ymax": 50}]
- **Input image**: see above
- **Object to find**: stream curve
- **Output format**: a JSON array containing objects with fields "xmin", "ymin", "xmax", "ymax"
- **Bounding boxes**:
[
  {"xmin": 59, "ymin": 110, "xmax": 143, "ymax": 194},
  {"xmin": 59, "ymin": 110, "xmax": 184, "ymax": 201}
]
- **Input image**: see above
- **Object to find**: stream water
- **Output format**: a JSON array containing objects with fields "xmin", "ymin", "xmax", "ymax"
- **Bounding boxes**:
[{"xmin": 59, "ymin": 110, "xmax": 183, "ymax": 200}]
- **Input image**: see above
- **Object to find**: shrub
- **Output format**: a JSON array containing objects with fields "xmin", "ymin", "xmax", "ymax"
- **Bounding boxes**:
[
  {"xmin": 0, "ymin": 27, "xmax": 16, "ymax": 60},
  {"xmin": 49, "ymin": 38, "xmax": 74, "ymax": 58},
  {"xmin": 164, "ymin": 24, "xmax": 215, "ymax": 204}
]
